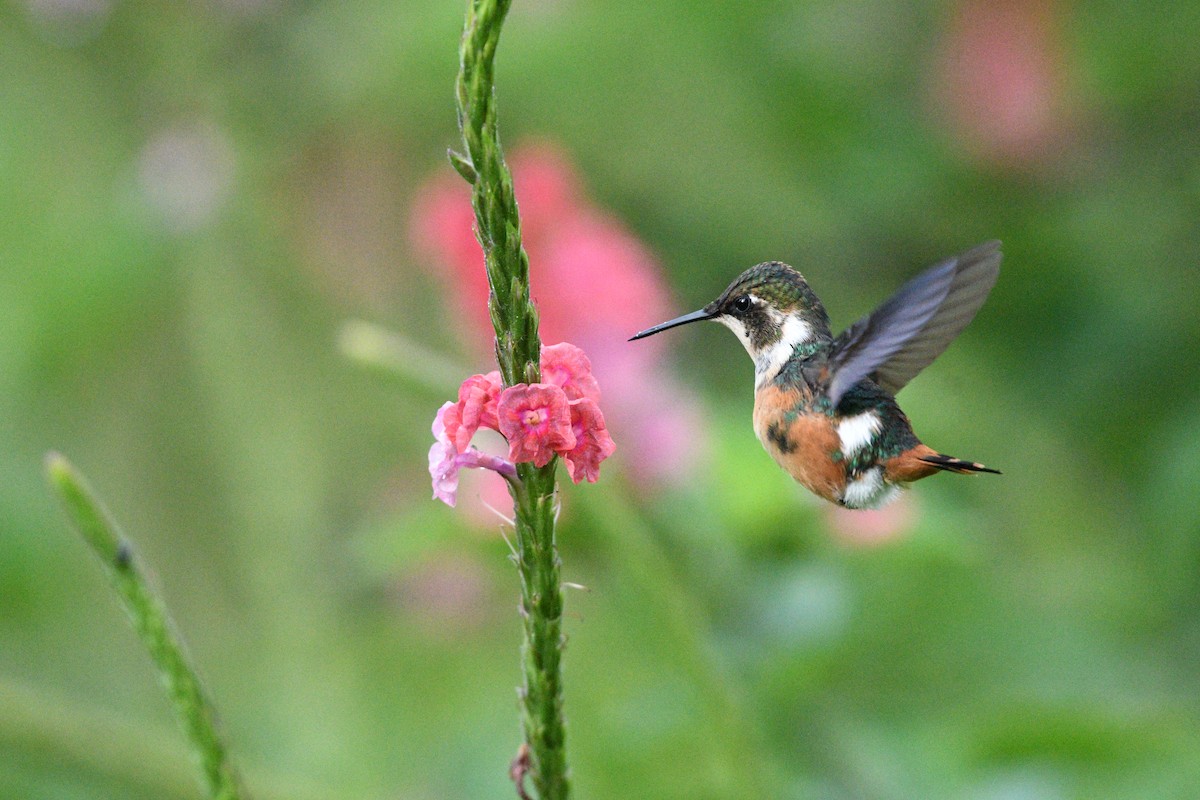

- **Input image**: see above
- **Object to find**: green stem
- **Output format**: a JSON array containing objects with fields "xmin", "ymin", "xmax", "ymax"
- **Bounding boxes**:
[
  {"xmin": 454, "ymin": 2, "xmax": 571, "ymax": 798},
  {"xmin": 44, "ymin": 453, "xmax": 244, "ymax": 800},
  {"xmin": 455, "ymin": 0, "xmax": 541, "ymax": 387},
  {"xmin": 511, "ymin": 464, "xmax": 569, "ymax": 800}
]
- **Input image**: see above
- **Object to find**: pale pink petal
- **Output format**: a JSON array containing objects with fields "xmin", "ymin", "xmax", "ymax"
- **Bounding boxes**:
[
  {"xmin": 429, "ymin": 401, "xmax": 462, "ymax": 506},
  {"xmin": 439, "ymin": 403, "xmax": 466, "ymax": 452},
  {"xmin": 432, "ymin": 400, "xmax": 454, "ymax": 441},
  {"xmin": 430, "ymin": 401, "xmax": 517, "ymax": 508},
  {"xmin": 429, "ymin": 441, "xmax": 459, "ymax": 506}
]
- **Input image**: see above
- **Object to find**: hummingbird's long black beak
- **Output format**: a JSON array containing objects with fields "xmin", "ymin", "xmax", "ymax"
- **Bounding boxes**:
[{"xmin": 629, "ymin": 308, "xmax": 715, "ymax": 341}]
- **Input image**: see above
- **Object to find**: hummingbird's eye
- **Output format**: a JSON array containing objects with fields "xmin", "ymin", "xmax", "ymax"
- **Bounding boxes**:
[{"xmin": 731, "ymin": 295, "xmax": 752, "ymax": 314}]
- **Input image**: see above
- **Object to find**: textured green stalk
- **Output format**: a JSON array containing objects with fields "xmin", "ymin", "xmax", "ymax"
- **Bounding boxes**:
[
  {"xmin": 44, "ymin": 453, "xmax": 244, "ymax": 800},
  {"xmin": 454, "ymin": 2, "xmax": 570, "ymax": 798},
  {"xmin": 455, "ymin": 0, "xmax": 541, "ymax": 386},
  {"xmin": 509, "ymin": 466, "xmax": 568, "ymax": 800}
]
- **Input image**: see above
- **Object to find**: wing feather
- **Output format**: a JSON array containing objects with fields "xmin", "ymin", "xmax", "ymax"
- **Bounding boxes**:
[{"xmin": 827, "ymin": 241, "xmax": 1001, "ymax": 408}]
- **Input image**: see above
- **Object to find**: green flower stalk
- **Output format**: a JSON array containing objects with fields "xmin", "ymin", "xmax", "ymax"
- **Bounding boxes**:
[
  {"xmin": 453, "ymin": 1, "xmax": 571, "ymax": 797},
  {"xmin": 45, "ymin": 453, "xmax": 244, "ymax": 800},
  {"xmin": 455, "ymin": 0, "xmax": 541, "ymax": 386}
]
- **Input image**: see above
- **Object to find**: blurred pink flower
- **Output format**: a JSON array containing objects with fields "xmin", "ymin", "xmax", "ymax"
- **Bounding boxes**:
[
  {"xmin": 561, "ymin": 398, "xmax": 616, "ymax": 484},
  {"xmin": 825, "ymin": 492, "xmax": 916, "ymax": 547},
  {"xmin": 934, "ymin": 0, "xmax": 1070, "ymax": 167},
  {"xmin": 390, "ymin": 553, "xmax": 498, "ymax": 636},
  {"xmin": 497, "ymin": 383, "xmax": 576, "ymax": 468},
  {"xmin": 410, "ymin": 141, "xmax": 709, "ymax": 488},
  {"xmin": 409, "ymin": 178, "xmax": 488, "ymax": 324}
]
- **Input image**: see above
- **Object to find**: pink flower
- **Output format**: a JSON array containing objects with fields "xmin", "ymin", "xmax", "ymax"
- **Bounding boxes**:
[
  {"xmin": 411, "ymin": 142, "xmax": 709, "ymax": 490},
  {"xmin": 431, "ymin": 344, "xmax": 617, "ymax": 505},
  {"xmin": 497, "ymin": 383, "xmax": 575, "ymax": 467},
  {"xmin": 535, "ymin": 211, "xmax": 672, "ymax": 346},
  {"xmin": 825, "ymin": 493, "xmax": 916, "ymax": 547},
  {"xmin": 429, "ymin": 401, "xmax": 517, "ymax": 507},
  {"xmin": 934, "ymin": 0, "xmax": 1069, "ymax": 168},
  {"xmin": 409, "ymin": 175, "xmax": 489, "ymax": 329},
  {"xmin": 540, "ymin": 342, "xmax": 601, "ymax": 403},
  {"xmin": 443, "ymin": 371, "xmax": 503, "ymax": 453},
  {"xmin": 561, "ymin": 398, "xmax": 616, "ymax": 484}
]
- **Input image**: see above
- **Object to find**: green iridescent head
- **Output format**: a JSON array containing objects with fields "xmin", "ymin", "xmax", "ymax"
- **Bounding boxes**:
[
  {"xmin": 630, "ymin": 261, "xmax": 833, "ymax": 381},
  {"xmin": 709, "ymin": 261, "xmax": 829, "ymax": 320}
]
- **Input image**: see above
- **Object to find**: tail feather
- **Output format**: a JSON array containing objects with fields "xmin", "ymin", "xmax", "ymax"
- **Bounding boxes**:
[{"xmin": 918, "ymin": 453, "xmax": 1000, "ymax": 475}]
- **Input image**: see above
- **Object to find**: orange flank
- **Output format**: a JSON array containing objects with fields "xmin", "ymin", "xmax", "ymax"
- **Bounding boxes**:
[{"xmin": 753, "ymin": 384, "xmax": 846, "ymax": 504}]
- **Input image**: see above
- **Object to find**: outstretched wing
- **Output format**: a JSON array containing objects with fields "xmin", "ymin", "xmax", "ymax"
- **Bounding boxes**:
[{"xmin": 826, "ymin": 241, "xmax": 1002, "ymax": 408}]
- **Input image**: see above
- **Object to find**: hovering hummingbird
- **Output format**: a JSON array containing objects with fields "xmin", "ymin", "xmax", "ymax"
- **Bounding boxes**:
[{"xmin": 630, "ymin": 241, "xmax": 1002, "ymax": 509}]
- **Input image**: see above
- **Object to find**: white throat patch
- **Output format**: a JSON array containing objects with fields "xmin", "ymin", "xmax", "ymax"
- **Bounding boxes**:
[
  {"xmin": 753, "ymin": 313, "xmax": 813, "ymax": 387},
  {"xmin": 718, "ymin": 307, "xmax": 814, "ymax": 387},
  {"xmin": 716, "ymin": 315, "xmax": 753, "ymax": 354}
]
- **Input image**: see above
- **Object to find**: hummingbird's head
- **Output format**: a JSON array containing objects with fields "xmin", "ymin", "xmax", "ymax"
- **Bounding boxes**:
[{"xmin": 630, "ymin": 261, "xmax": 832, "ymax": 383}]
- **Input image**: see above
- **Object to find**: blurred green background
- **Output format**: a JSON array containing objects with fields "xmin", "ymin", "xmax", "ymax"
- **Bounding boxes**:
[{"xmin": 4, "ymin": 1, "xmax": 1200, "ymax": 798}]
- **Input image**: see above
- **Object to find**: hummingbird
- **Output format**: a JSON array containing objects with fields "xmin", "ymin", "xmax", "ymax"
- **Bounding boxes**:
[{"xmin": 630, "ymin": 241, "xmax": 1002, "ymax": 509}]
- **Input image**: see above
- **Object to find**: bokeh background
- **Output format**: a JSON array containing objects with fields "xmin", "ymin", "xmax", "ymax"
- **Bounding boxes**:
[{"xmin": 3, "ymin": 1, "xmax": 1200, "ymax": 798}]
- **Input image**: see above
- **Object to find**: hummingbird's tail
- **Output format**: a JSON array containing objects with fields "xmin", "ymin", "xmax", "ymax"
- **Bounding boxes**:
[{"xmin": 919, "ymin": 453, "xmax": 1001, "ymax": 475}]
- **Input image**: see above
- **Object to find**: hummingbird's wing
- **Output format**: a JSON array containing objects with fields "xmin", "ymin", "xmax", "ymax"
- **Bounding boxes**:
[{"xmin": 826, "ymin": 241, "xmax": 1002, "ymax": 408}]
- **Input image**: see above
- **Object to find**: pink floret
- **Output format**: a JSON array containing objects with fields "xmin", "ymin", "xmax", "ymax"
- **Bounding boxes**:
[
  {"xmin": 540, "ymin": 342, "xmax": 601, "ymax": 403},
  {"xmin": 444, "ymin": 371, "xmax": 503, "ymax": 453},
  {"xmin": 497, "ymin": 383, "xmax": 576, "ymax": 468},
  {"xmin": 561, "ymin": 398, "xmax": 616, "ymax": 484}
]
